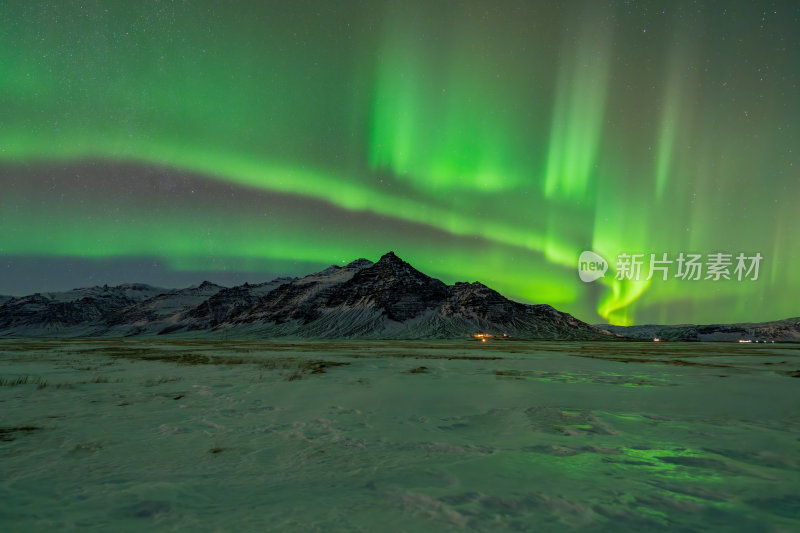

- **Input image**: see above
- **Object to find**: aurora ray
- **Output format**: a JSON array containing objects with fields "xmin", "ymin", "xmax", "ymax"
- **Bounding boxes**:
[{"xmin": 0, "ymin": 1, "xmax": 797, "ymax": 325}]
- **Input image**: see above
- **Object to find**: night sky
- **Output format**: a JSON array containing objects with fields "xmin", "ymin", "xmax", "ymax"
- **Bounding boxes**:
[{"xmin": 1, "ymin": 1, "xmax": 797, "ymax": 325}]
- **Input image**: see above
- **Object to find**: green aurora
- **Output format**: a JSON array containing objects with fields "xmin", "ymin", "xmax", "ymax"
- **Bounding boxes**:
[{"xmin": 0, "ymin": 1, "xmax": 797, "ymax": 325}]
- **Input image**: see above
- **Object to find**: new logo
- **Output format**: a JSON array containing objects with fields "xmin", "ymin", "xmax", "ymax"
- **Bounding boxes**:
[{"xmin": 578, "ymin": 251, "xmax": 608, "ymax": 282}]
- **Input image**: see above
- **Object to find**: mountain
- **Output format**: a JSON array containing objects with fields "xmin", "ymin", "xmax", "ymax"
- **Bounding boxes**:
[
  {"xmin": 104, "ymin": 281, "xmax": 228, "ymax": 336},
  {"xmin": 38, "ymin": 283, "xmax": 166, "ymax": 303},
  {"xmin": 0, "ymin": 252, "xmax": 612, "ymax": 340},
  {"xmin": 600, "ymin": 318, "xmax": 800, "ymax": 343},
  {"xmin": 0, "ymin": 283, "xmax": 166, "ymax": 337}
]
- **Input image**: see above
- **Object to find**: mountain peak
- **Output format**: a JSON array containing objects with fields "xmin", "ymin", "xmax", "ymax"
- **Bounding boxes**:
[
  {"xmin": 453, "ymin": 281, "xmax": 488, "ymax": 289},
  {"xmin": 345, "ymin": 258, "xmax": 374, "ymax": 270},
  {"xmin": 377, "ymin": 251, "xmax": 403, "ymax": 264},
  {"xmin": 318, "ymin": 265, "xmax": 342, "ymax": 276}
]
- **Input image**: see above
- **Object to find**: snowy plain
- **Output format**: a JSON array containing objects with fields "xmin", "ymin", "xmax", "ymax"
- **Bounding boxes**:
[{"xmin": 1, "ymin": 339, "xmax": 798, "ymax": 532}]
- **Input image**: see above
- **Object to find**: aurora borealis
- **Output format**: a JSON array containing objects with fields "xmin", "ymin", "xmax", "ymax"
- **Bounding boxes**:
[{"xmin": 0, "ymin": 1, "xmax": 797, "ymax": 325}]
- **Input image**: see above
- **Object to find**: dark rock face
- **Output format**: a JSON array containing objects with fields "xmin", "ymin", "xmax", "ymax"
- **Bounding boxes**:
[
  {"xmin": 444, "ymin": 282, "xmax": 524, "ymax": 322},
  {"xmin": 327, "ymin": 252, "xmax": 448, "ymax": 322},
  {"xmin": 0, "ymin": 252, "xmax": 614, "ymax": 340},
  {"xmin": 181, "ymin": 285, "xmax": 263, "ymax": 327}
]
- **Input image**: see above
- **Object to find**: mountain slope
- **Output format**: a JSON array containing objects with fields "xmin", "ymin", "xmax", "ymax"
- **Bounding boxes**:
[{"xmin": 0, "ymin": 252, "xmax": 612, "ymax": 340}]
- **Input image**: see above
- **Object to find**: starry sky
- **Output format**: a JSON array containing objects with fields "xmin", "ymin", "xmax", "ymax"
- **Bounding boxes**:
[{"xmin": 0, "ymin": 1, "xmax": 797, "ymax": 325}]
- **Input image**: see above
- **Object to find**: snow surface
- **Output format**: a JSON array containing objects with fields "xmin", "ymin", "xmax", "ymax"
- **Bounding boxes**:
[{"xmin": 1, "ymin": 339, "xmax": 798, "ymax": 531}]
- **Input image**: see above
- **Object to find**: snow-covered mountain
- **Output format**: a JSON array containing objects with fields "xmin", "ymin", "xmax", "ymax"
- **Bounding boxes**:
[
  {"xmin": 0, "ymin": 252, "xmax": 613, "ymax": 340},
  {"xmin": 600, "ymin": 318, "xmax": 800, "ymax": 342},
  {"xmin": 0, "ymin": 283, "xmax": 166, "ymax": 337}
]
